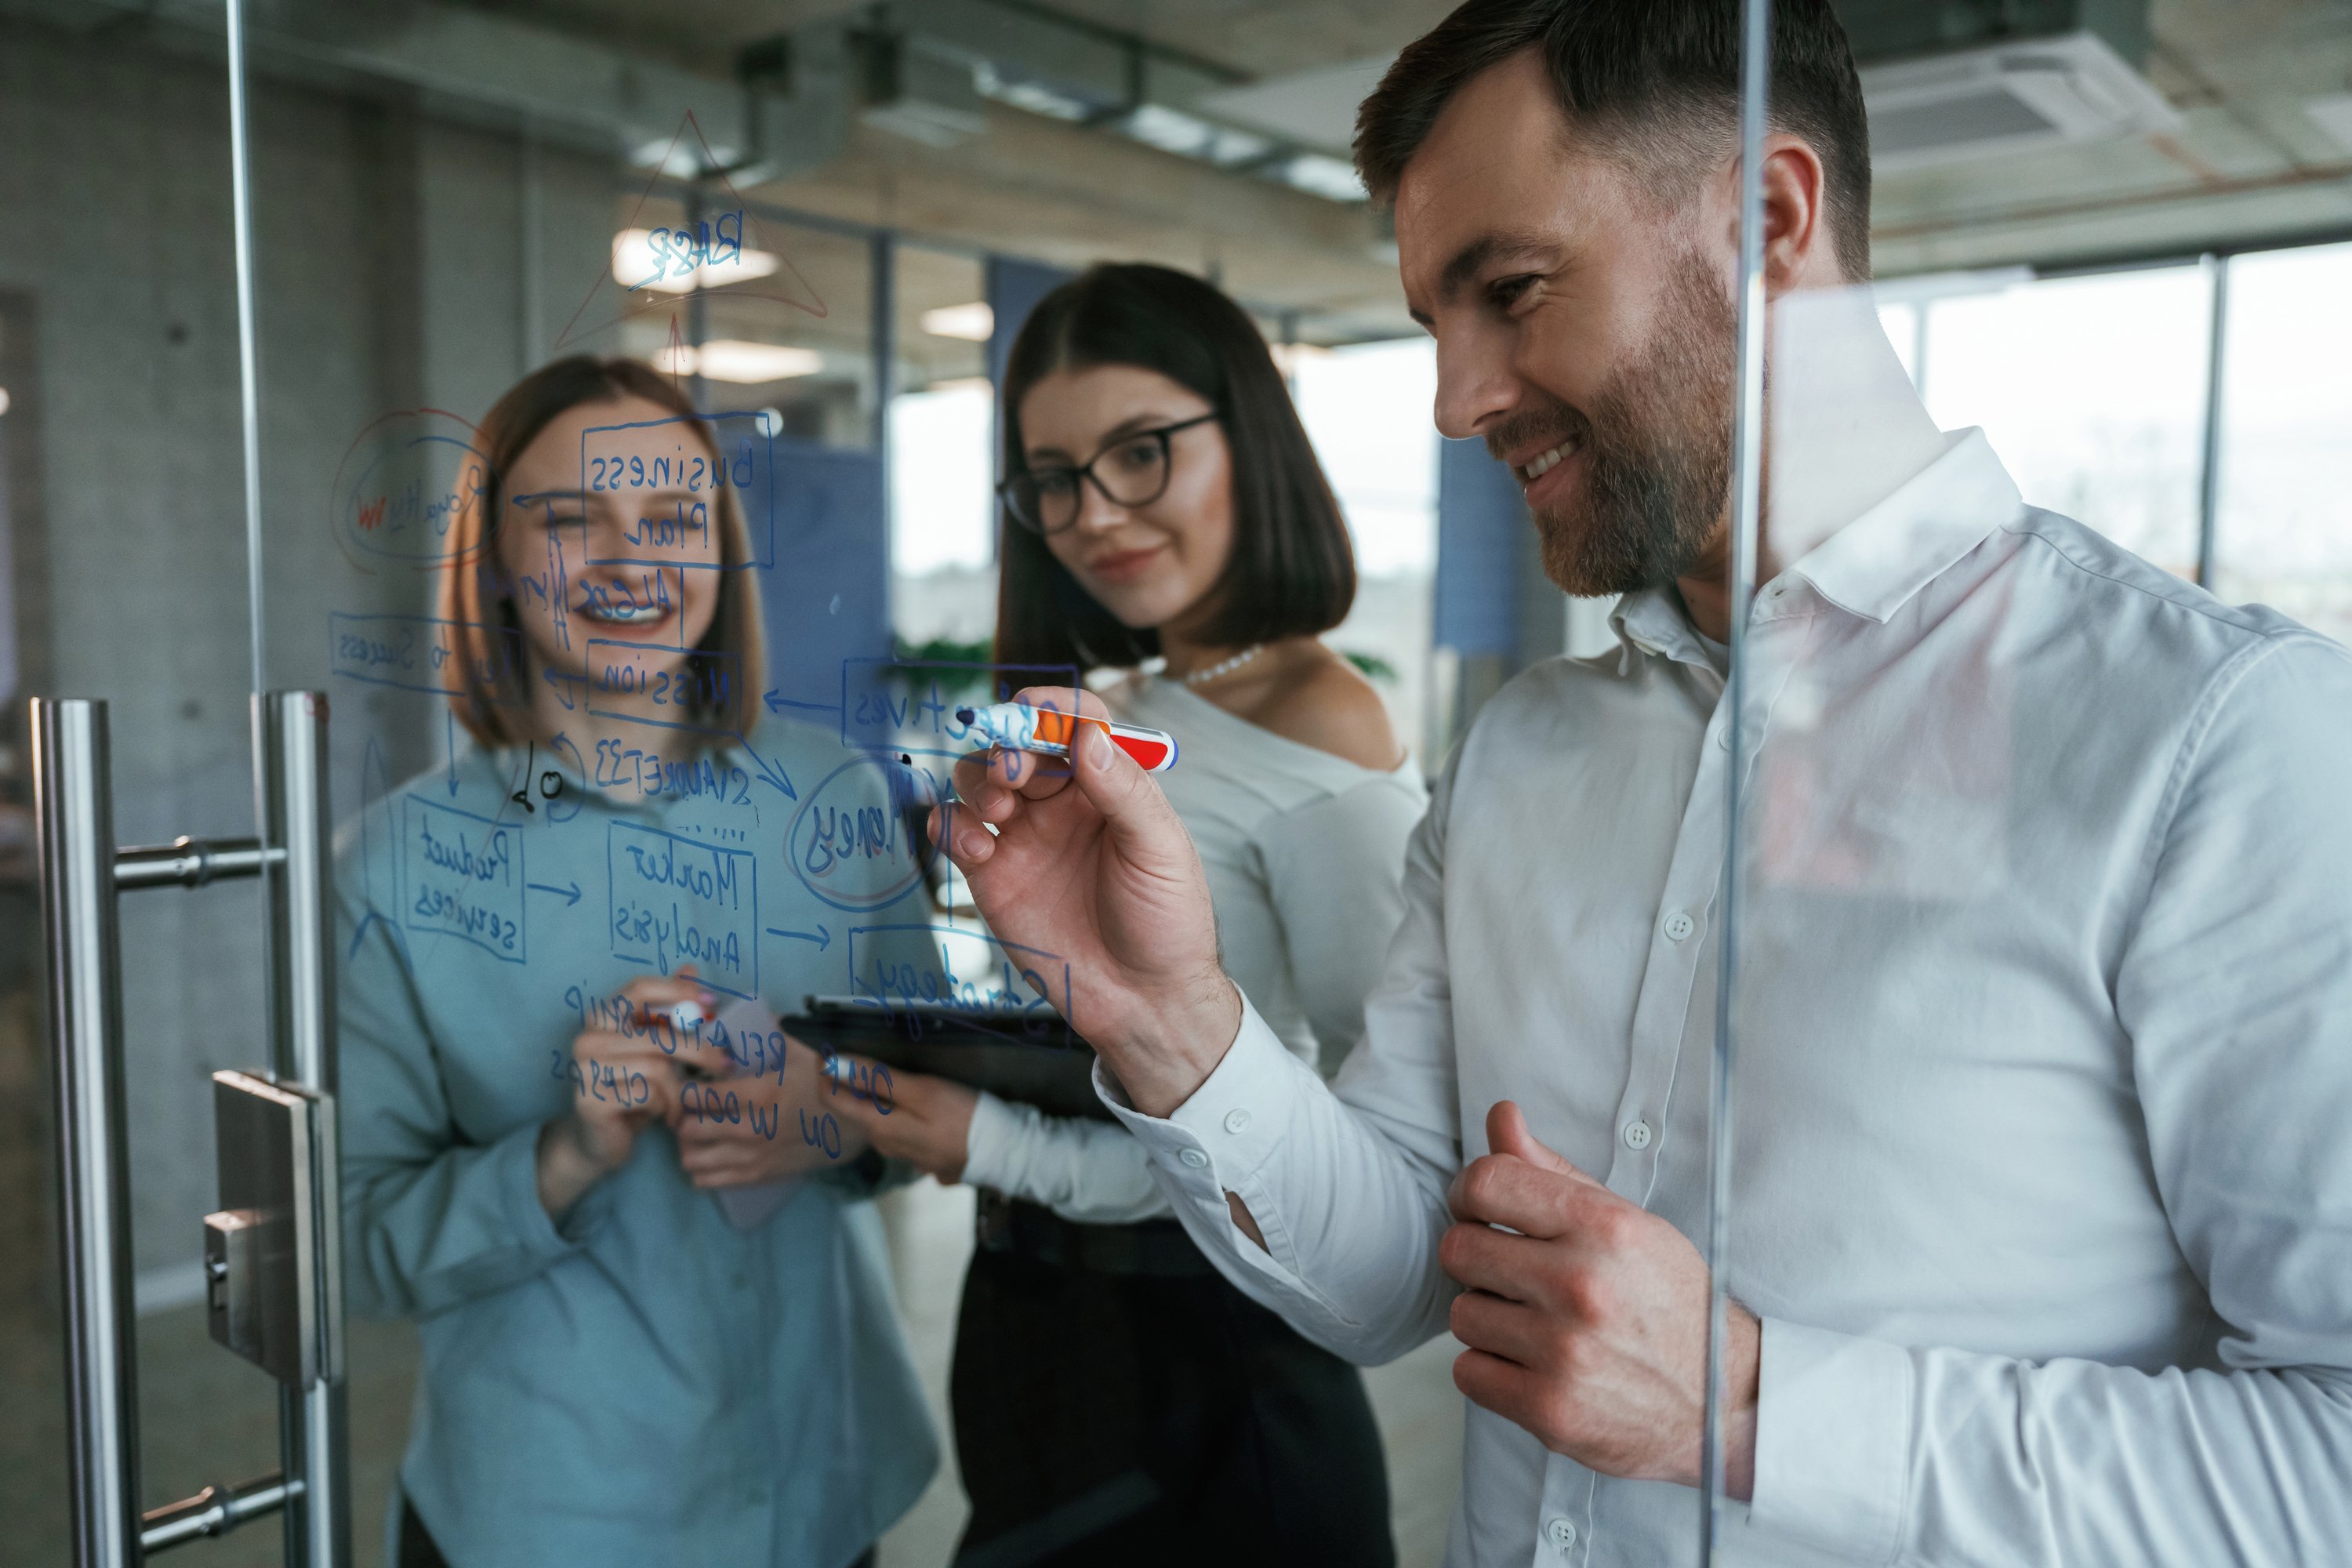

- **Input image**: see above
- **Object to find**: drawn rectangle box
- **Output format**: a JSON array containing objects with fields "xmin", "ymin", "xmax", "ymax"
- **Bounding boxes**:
[
  {"xmin": 607, "ymin": 820, "xmax": 760, "ymax": 1000},
  {"xmin": 846, "ymin": 924, "xmax": 1073, "ymax": 1033},
  {"xmin": 401, "ymin": 794, "xmax": 527, "ymax": 964},
  {"xmin": 584, "ymin": 639, "xmax": 742, "ymax": 737},
  {"xmin": 330, "ymin": 612, "xmax": 525, "ymax": 703},
  {"xmin": 839, "ymin": 659, "xmax": 1080, "ymax": 760},
  {"xmin": 577, "ymin": 411, "xmax": 775, "ymax": 571}
]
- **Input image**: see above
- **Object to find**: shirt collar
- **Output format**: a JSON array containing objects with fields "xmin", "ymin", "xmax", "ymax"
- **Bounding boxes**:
[
  {"xmin": 1610, "ymin": 590, "xmax": 1718, "ymax": 674},
  {"xmin": 1780, "ymin": 427, "xmax": 2021, "ymax": 624},
  {"xmin": 1602, "ymin": 427, "xmax": 2020, "ymax": 670}
]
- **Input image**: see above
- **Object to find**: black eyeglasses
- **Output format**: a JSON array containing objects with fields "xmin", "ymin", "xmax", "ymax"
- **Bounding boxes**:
[{"xmin": 997, "ymin": 413, "xmax": 1220, "ymax": 536}]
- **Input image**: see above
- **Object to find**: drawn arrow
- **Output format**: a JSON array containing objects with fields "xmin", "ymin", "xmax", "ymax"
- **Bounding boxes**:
[
  {"xmin": 740, "ymin": 736, "xmax": 797, "ymax": 800},
  {"xmin": 527, "ymin": 880, "xmax": 584, "ymax": 906},
  {"xmin": 766, "ymin": 924, "xmax": 832, "ymax": 951},
  {"xmin": 764, "ymin": 688, "xmax": 840, "ymax": 717},
  {"xmin": 445, "ymin": 709, "xmax": 461, "ymax": 797}
]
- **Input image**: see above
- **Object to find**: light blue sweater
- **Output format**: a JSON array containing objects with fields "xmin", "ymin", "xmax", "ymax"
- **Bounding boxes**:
[{"xmin": 336, "ymin": 717, "xmax": 938, "ymax": 1568}]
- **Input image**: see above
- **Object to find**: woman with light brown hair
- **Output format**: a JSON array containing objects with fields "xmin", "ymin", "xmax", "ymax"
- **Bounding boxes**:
[{"xmin": 334, "ymin": 356, "xmax": 936, "ymax": 1568}]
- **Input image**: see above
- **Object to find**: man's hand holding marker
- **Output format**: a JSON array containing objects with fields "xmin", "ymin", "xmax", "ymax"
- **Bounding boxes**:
[
  {"xmin": 931, "ymin": 684, "xmax": 1759, "ymax": 1498},
  {"xmin": 933, "ymin": 686, "xmax": 1236, "ymax": 1120}
]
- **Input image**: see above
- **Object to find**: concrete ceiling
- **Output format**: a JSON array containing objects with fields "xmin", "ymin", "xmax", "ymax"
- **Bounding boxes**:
[
  {"xmin": 724, "ymin": 0, "xmax": 2352, "ymax": 329},
  {"xmin": 224, "ymin": 0, "xmax": 2352, "ymax": 334},
  {"xmin": 463, "ymin": 0, "xmax": 859, "ymax": 74},
  {"xmin": 480, "ymin": 0, "xmax": 1453, "ymax": 81},
  {"xmin": 999, "ymin": 0, "xmax": 1454, "ymax": 80},
  {"xmin": 748, "ymin": 103, "xmax": 1409, "ymax": 343},
  {"xmin": 1870, "ymin": 0, "xmax": 2352, "ymax": 274}
]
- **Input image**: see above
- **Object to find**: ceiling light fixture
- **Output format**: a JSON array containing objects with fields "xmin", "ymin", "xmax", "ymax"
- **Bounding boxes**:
[
  {"xmin": 611, "ymin": 228, "xmax": 782, "ymax": 296},
  {"xmin": 920, "ymin": 302, "xmax": 996, "ymax": 341},
  {"xmin": 1273, "ymin": 154, "xmax": 1367, "ymax": 203},
  {"xmin": 655, "ymin": 341, "xmax": 824, "ymax": 383}
]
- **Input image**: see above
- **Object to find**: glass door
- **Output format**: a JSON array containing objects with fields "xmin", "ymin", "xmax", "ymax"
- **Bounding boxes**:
[
  {"xmin": 2, "ymin": 2, "xmax": 321, "ymax": 1564},
  {"xmin": 236, "ymin": 12, "xmax": 951, "ymax": 1568}
]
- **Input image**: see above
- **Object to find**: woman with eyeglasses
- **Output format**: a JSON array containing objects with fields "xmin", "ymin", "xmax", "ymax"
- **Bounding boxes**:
[{"xmin": 832, "ymin": 263, "xmax": 1426, "ymax": 1564}]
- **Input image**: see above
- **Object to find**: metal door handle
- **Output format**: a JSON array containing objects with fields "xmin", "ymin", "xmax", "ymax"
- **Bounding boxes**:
[{"xmin": 34, "ymin": 692, "xmax": 350, "ymax": 1566}]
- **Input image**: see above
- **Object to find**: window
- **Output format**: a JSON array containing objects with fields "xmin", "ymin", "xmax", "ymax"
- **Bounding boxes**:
[
  {"xmin": 889, "ymin": 245, "xmax": 996, "ymax": 652},
  {"xmin": 2212, "ymin": 241, "xmax": 2352, "ymax": 648},
  {"xmin": 1292, "ymin": 338, "xmax": 1440, "ymax": 760},
  {"xmin": 1915, "ymin": 264, "xmax": 2213, "ymax": 579}
]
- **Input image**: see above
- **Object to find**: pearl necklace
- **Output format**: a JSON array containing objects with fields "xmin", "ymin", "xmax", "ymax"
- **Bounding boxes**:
[{"xmin": 1178, "ymin": 644, "xmax": 1265, "ymax": 688}]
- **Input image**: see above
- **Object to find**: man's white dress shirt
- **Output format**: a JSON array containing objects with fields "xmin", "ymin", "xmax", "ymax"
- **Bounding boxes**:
[{"xmin": 1100, "ymin": 430, "xmax": 2352, "ymax": 1566}]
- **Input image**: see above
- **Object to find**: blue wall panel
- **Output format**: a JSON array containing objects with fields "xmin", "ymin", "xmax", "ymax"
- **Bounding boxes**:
[
  {"xmin": 1434, "ymin": 435, "xmax": 1526, "ymax": 656},
  {"xmin": 757, "ymin": 435, "xmax": 891, "ymax": 717},
  {"xmin": 987, "ymin": 256, "xmax": 1076, "ymax": 394}
]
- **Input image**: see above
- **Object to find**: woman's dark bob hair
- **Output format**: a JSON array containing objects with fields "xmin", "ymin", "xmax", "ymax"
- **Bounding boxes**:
[{"xmin": 993, "ymin": 263, "xmax": 1356, "ymax": 672}]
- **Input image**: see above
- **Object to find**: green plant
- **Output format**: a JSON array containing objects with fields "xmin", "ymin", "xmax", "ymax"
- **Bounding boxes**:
[{"xmin": 887, "ymin": 635, "xmax": 996, "ymax": 697}]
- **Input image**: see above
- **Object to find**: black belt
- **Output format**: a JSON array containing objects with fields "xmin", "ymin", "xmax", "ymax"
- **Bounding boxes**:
[{"xmin": 975, "ymin": 1191, "xmax": 1217, "ymax": 1278}]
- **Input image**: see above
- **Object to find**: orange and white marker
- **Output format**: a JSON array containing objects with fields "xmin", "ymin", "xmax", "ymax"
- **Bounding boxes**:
[{"xmin": 955, "ymin": 702, "xmax": 1178, "ymax": 773}]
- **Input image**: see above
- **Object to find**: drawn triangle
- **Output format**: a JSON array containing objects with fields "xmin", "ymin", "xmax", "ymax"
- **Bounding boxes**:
[{"xmin": 550, "ymin": 108, "xmax": 829, "ymax": 358}]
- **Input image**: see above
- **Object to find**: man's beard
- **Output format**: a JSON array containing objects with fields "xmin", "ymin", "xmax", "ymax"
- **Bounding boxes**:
[{"xmin": 1487, "ymin": 250, "xmax": 1737, "ymax": 597}]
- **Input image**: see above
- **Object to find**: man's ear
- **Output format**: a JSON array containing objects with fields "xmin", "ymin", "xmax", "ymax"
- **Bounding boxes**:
[
  {"xmin": 1758, "ymin": 136, "xmax": 1828, "ymax": 295},
  {"xmin": 1715, "ymin": 134, "xmax": 1830, "ymax": 296}
]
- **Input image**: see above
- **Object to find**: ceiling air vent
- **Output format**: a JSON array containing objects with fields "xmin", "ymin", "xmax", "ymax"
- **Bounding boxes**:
[{"xmin": 1860, "ymin": 30, "xmax": 2181, "ymax": 171}]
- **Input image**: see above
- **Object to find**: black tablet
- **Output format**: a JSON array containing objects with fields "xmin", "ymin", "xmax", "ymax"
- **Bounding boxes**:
[{"xmin": 783, "ymin": 995, "xmax": 1112, "ymax": 1123}]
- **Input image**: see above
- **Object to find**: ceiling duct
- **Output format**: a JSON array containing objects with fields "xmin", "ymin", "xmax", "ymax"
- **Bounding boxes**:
[
  {"xmin": 11, "ymin": 0, "xmax": 855, "ymax": 186},
  {"xmin": 1835, "ymin": 0, "xmax": 2181, "ymax": 171},
  {"xmin": 856, "ymin": 27, "xmax": 989, "ymax": 149},
  {"xmin": 890, "ymin": 0, "xmax": 1369, "ymax": 202}
]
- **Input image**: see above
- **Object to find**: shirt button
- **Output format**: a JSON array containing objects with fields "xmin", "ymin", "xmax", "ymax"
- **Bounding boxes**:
[
  {"xmin": 1623, "ymin": 1119, "xmax": 1653, "ymax": 1151},
  {"xmin": 1223, "ymin": 1108, "xmax": 1251, "ymax": 1134},
  {"xmin": 1662, "ymin": 910, "xmax": 1695, "ymax": 942},
  {"xmin": 1546, "ymin": 1515, "xmax": 1578, "ymax": 1550},
  {"xmin": 1180, "ymin": 1147, "xmax": 1210, "ymax": 1169},
  {"xmin": 1717, "ymin": 726, "xmax": 1733, "ymax": 750}
]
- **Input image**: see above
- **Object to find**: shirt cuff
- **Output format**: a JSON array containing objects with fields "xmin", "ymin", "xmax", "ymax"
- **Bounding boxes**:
[
  {"xmin": 1091, "ymin": 991, "xmax": 1312, "ymax": 1198},
  {"xmin": 960, "ymin": 1090, "xmax": 1032, "ymax": 1195},
  {"xmin": 1748, "ymin": 1316, "xmax": 1914, "ymax": 1565},
  {"xmin": 502, "ymin": 1118, "xmax": 604, "ymax": 1252}
]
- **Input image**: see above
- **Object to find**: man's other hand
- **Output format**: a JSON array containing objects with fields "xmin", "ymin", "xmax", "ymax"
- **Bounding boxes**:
[
  {"xmin": 931, "ymin": 685, "xmax": 1239, "ymax": 1117},
  {"xmin": 1442, "ymin": 1101, "xmax": 1760, "ymax": 1500}
]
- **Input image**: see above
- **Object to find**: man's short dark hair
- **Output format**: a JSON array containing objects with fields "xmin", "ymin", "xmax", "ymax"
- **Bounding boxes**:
[{"xmin": 1356, "ymin": 0, "xmax": 1873, "ymax": 281}]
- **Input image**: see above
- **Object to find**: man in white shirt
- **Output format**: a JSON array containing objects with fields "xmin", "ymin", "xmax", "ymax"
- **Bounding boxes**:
[{"xmin": 931, "ymin": 1, "xmax": 2352, "ymax": 1562}]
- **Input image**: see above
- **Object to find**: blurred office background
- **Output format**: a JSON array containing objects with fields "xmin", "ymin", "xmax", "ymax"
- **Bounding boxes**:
[{"xmin": 0, "ymin": 0, "xmax": 2348, "ymax": 1563}]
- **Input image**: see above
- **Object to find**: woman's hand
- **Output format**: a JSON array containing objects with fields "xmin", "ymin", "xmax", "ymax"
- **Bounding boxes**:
[
  {"xmin": 827, "ymin": 1057, "xmax": 978, "ymax": 1183},
  {"xmin": 669, "ymin": 1026, "xmax": 875, "ymax": 1188},
  {"xmin": 935, "ymin": 687, "xmax": 1239, "ymax": 1117},
  {"xmin": 535, "ymin": 967, "xmax": 712, "ymax": 1218}
]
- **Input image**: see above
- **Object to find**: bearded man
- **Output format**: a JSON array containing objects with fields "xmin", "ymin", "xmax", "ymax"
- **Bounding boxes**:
[{"xmin": 930, "ymin": 2, "xmax": 2352, "ymax": 1563}]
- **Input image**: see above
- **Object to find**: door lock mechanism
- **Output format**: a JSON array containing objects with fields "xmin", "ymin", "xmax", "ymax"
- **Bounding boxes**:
[{"xmin": 203, "ymin": 1072, "xmax": 339, "ymax": 1388}]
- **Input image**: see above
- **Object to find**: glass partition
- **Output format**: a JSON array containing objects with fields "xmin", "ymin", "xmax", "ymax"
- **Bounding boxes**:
[
  {"xmin": 0, "ymin": 11, "xmax": 284, "ymax": 1563},
  {"xmin": 1721, "ymin": 65, "xmax": 2350, "ymax": 1568},
  {"xmin": 16, "ymin": 3, "xmax": 2347, "ymax": 1566}
]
